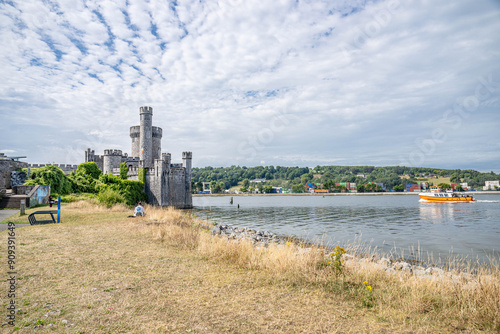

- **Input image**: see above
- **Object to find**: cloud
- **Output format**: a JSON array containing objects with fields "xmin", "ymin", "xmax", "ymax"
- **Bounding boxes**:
[{"xmin": 0, "ymin": 0, "xmax": 499, "ymax": 171}]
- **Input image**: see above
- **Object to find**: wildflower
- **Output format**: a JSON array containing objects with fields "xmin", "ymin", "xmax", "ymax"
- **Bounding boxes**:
[
  {"xmin": 327, "ymin": 262, "xmax": 331, "ymax": 265},
  {"xmin": 285, "ymin": 241, "xmax": 292, "ymax": 246},
  {"xmin": 366, "ymin": 286, "xmax": 372, "ymax": 291},
  {"xmin": 363, "ymin": 281, "xmax": 368, "ymax": 285}
]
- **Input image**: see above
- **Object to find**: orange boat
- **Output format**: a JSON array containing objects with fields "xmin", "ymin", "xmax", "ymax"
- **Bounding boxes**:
[{"xmin": 419, "ymin": 186, "xmax": 475, "ymax": 202}]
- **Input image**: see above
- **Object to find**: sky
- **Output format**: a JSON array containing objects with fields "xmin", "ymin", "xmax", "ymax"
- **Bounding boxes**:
[{"xmin": 1, "ymin": 0, "xmax": 499, "ymax": 172}]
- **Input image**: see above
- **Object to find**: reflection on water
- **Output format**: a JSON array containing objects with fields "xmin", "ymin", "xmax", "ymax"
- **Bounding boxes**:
[{"xmin": 193, "ymin": 195, "xmax": 500, "ymax": 263}]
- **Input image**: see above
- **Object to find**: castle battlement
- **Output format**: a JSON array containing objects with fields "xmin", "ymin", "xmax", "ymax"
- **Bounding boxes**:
[
  {"xmin": 152, "ymin": 126, "xmax": 162, "ymax": 138},
  {"xmin": 130, "ymin": 126, "xmax": 140, "ymax": 138},
  {"xmin": 104, "ymin": 149, "xmax": 123, "ymax": 156},
  {"xmin": 182, "ymin": 151, "xmax": 192, "ymax": 159},
  {"xmin": 140, "ymin": 106, "xmax": 153, "ymax": 114}
]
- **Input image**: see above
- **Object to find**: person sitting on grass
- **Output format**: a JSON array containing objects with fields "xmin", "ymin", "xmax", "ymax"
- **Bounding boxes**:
[{"xmin": 134, "ymin": 202, "xmax": 146, "ymax": 217}]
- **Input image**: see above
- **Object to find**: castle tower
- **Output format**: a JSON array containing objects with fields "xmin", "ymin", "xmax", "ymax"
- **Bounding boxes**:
[
  {"xmin": 130, "ymin": 126, "xmax": 140, "ymax": 158},
  {"xmin": 152, "ymin": 126, "xmax": 162, "ymax": 161},
  {"xmin": 103, "ymin": 149, "xmax": 123, "ymax": 175},
  {"xmin": 139, "ymin": 106, "xmax": 153, "ymax": 168},
  {"xmin": 182, "ymin": 151, "xmax": 193, "ymax": 209}
]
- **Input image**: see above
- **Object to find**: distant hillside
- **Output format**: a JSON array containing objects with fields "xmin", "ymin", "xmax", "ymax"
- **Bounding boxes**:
[{"xmin": 191, "ymin": 165, "xmax": 500, "ymax": 192}]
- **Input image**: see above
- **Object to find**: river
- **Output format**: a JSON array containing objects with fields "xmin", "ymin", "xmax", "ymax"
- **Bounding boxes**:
[{"xmin": 192, "ymin": 194, "xmax": 500, "ymax": 265}]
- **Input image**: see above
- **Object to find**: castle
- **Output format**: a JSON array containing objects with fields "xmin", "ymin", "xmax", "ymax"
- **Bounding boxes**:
[{"xmin": 85, "ymin": 106, "xmax": 192, "ymax": 209}]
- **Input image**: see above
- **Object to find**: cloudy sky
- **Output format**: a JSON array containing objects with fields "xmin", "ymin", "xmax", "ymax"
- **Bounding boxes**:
[{"xmin": 1, "ymin": 0, "xmax": 499, "ymax": 171}]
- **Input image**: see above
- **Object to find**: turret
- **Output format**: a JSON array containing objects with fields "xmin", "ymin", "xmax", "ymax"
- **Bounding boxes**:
[
  {"xmin": 130, "ymin": 125, "xmax": 140, "ymax": 158},
  {"xmin": 152, "ymin": 126, "xmax": 163, "ymax": 160},
  {"xmin": 139, "ymin": 106, "xmax": 153, "ymax": 168},
  {"xmin": 182, "ymin": 152, "xmax": 193, "ymax": 209},
  {"xmin": 103, "ymin": 149, "xmax": 123, "ymax": 175}
]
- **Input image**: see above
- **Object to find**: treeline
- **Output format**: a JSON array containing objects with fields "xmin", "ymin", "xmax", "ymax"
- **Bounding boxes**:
[
  {"xmin": 23, "ymin": 163, "xmax": 147, "ymax": 207},
  {"xmin": 191, "ymin": 165, "xmax": 500, "ymax": 191}
]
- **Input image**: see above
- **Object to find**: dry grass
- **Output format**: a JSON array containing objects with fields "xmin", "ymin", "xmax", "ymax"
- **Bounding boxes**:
[{"xmin": 1, "ymin": 200, "xmax": 498, "ymax": 333}]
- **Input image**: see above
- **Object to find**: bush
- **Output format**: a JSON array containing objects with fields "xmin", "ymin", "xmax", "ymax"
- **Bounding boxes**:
[
  {"xmin": 97, "ymin": 188, "xmax": 125, "ymax": 208},
  {"xmin": 76, "ymin": 162, "xmax": 102, "ymax": 179},
  {"xmin": 120, "ymin": 163, "xmax": 128, "ymax": 179},
  {"xmin": 97, "ymin": 174, "xmax": 147, "ymax": 206},
  {"xmin": 24, "ymin": 165, "xmax": 73, "ymax": 194}
]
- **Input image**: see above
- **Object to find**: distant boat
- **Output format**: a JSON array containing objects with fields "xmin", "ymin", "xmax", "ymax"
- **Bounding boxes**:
[{"xmin": 419, "ymin": 186, "xmax": 475, "ymax": 203}]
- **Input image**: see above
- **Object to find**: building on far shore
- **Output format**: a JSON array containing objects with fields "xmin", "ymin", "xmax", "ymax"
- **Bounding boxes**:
[{"xmin": 483, "ymin": 180, "xmax": 499, "ymax": 191}]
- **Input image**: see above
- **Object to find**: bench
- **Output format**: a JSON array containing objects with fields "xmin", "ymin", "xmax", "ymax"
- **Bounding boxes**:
[{"xmin": 28, "ymin": 210, "xmax": 58, "ymax": 225}]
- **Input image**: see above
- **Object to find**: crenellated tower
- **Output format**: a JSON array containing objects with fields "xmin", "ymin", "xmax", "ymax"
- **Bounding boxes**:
[
  {"xmin": 103, "ymin": 149, "xmax": 123, "ymax": 175},
  {"xmin": 139, "ymin": 106, "xmax": 153, "ymax": 168}
]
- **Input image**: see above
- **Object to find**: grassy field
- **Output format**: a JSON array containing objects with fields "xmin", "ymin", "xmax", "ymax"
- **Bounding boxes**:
[{"xmin": 1, "ymin": 201, "xmax": 499, "ymax": 333}]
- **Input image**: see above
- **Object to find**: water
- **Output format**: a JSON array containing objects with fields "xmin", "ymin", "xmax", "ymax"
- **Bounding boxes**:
[{"xmin": 192, "ymin": 194, "xmax": 500, "ymax": 264}]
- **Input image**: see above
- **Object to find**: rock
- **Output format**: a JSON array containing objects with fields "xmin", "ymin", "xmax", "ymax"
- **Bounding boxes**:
[
  {"xmin": 61, "ymin": 320, "xmax": 68, "ymax": 325},
  {"xmin": 211, "ymin": 226, "xmax": 221, "ymax": 236},
  {"xmin": 44, "ymin": 310, "xmax": 61, "ymax": 317},
  {"xmin": 378, "ymin": 257, "xmax": 392, "ymax": 267},
  {"xmin": 425, "ymin": 267, "xmax": 444, "ymax": 276},
  {"xmin": 46, "ymin": 324, "xmax": 54, "ymax": 329}
]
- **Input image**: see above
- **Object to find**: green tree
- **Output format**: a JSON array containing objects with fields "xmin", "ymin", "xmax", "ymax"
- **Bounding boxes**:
[
  {"xmin": 450, "ymin": 172, "xmax": 461, "ymax": 183},
  {"xmin": 357, "ymin": 184, "xmax": 365, "ymax": 193},
  {"xmin": 195, "ymin": 181, "xmax": 203, "ymax": 193},
  {"xmin": 291, "ymin": 184, "xmax": 305, "ymax": 193},
  {"xmin": 25, "ymin": 165, "xmax": 73, "ymax": 195},
  {"xmin": 242, "ymin": 178, "xmax": 250, "ymax": 187},
  {"xmin": 438, "ymin": 183, "xmax": 452, "ymax": 189},
  {"xmin": 393, "ymin": 184, "xmax": 405, "ymax": 192},
  {"xmin": 263, "ymin": 185, "xmax": 273, "ymax": 193},
  {"xmin": 76, "ymin": 162, "xmax": 102, "ymax": 179}
]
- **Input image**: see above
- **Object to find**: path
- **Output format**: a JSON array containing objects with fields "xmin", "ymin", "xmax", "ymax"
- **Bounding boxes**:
[{"xmin": 0, "ymin": 210, "xmax": 30, "ymax": 231}]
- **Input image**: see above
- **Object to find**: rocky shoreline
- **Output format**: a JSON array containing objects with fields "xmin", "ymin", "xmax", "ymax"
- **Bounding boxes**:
[{"xmin": 210, "ymin": 222, "xmax": 475, "ymax": 282}]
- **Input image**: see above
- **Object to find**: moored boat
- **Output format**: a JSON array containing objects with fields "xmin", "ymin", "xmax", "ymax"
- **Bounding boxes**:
[{"xmin": 419, "ymin": 186, "xmax": 475, "ymax": 203}]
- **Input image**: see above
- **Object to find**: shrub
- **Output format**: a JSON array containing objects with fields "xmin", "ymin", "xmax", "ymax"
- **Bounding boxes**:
[
  {"xmin": 97, "ymin": 174, "xmax": 146, "ymax": 206},
  {"xmin": 97, "ymin": 188, "xmax": 125, "ymax": 208},
  {"xmin": 120, "ymin": 163, "xmax": 128, "ymax": 179},
  {"xmin": 76, "ymin": 162, "xmax": 102, "ymax": 179}
]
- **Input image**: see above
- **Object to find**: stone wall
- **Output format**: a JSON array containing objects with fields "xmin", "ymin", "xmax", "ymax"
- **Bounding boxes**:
[
  {"xmin": 168, "ymin": 168, "xmax": 187, "ymax": 208},
  {"xmin": 0, "ymin": 160, "xmax": 28, "ymax": 189}
]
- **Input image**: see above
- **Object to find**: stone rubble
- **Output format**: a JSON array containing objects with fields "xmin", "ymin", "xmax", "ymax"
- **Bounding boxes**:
[{"xmin": 211, "ymin": 223, "xmax": 289, "ymax": 247}]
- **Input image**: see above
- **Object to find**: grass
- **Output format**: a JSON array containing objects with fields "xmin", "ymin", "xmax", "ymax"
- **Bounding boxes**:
[
  {"xmin": 415, "ymin": 176, "xmax": 452, "ymax": 185},
  {"xmin": 1, "ymin": 200, "xmax": 499, "ymax": 333}
]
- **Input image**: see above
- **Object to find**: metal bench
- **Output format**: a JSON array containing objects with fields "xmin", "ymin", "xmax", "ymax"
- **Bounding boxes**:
[{"xmin": 28, "ymin": 210, "xmax": 58, "ymax": 225}]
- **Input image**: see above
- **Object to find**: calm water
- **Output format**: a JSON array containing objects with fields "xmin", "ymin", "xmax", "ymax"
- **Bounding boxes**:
[{"xmin": 192, "ymin": 194, "xmax": 500, "ymax": 264}]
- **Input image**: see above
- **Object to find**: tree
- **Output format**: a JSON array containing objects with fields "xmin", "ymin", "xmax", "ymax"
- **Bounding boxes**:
[
  {"xmin": 242, "ymin": 178, "xmax": 250, "ymax": 187},
  {"xmin": 76, "ymin": 162, "xmax": 102, "ymax": 179},
  {"xmin": 438, "ymin": 183, "xmax": 451, "ymax": 189},
  {"xmin": 195, "ymin": 181, "xmax": 203, "ymax": 193},
  {"xmin": 450, "ymin": 172, "xmax": 461, "ymax": 183},
  {"xmin": 357, "ymin": 184, "xmax": 365, "ymax": 193},
  {"xmin": 263, "ymin": 185, "xmax": 273, "ymax": 193},
  {"xmin": 291, "ymin": 184, "xmax": 305, "ymax": 193},
  {"xmin": 393, "ymin": 184, "xmax": 405, "ymax": 192}
]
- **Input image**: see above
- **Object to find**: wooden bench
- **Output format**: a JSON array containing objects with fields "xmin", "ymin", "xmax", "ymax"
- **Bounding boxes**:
[{"xmin": 28, "ymin": 210, "xmax": 58, "ymax": 225}]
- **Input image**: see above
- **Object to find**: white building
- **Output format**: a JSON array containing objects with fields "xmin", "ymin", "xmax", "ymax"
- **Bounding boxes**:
[{"xmin": 483, "ymin": 180, "xmax": 500, "ymax": 190}]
